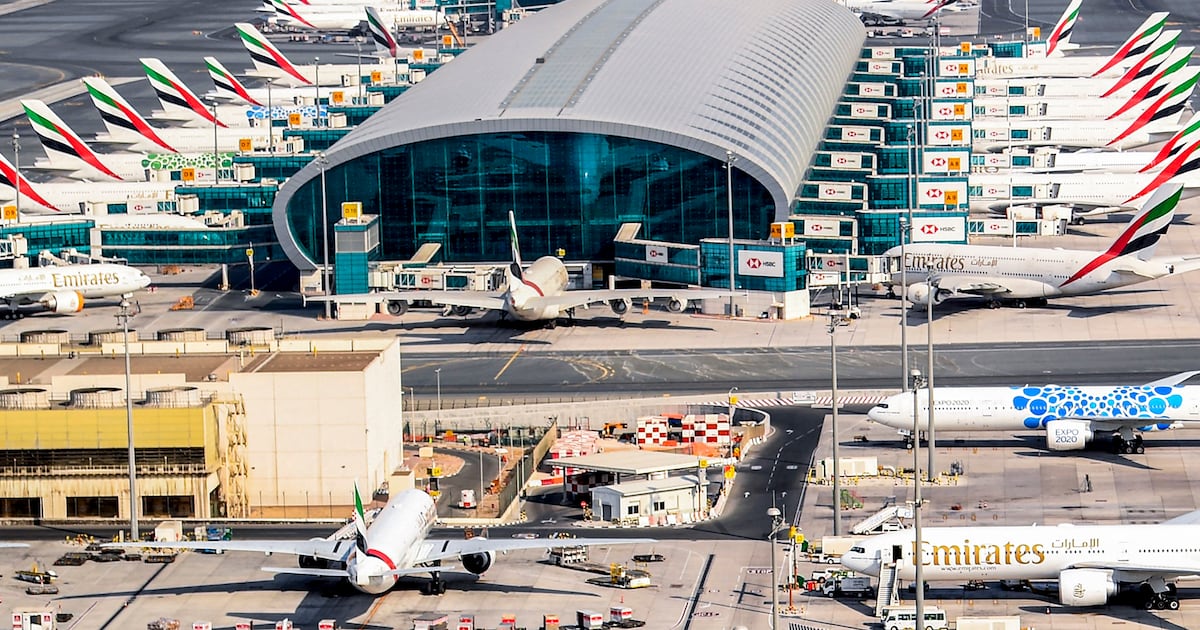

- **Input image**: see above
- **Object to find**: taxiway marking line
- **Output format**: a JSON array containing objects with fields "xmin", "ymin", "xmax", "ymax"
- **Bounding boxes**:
[{"xmin": 494, "ymin": 343, "xmax": 526, "ymax": 380}]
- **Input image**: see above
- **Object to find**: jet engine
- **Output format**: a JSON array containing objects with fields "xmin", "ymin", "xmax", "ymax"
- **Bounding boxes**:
[
  {"xmin": 1045, "ymin": 419, "xmax": 1093, "ymax": 451},
  {"xmin": 667, "ymin": 298, "xmax": 686, "ymax": 313},
  {"xmin": 385, "ymin": 300, "xmax": 409, "ymax": 316},
  {"xmin": 610, "ymin": 298, "xmax": 630, "ymax": 315},
  {"xmin": 39, "ymin": 291, "xmax": 84, "ymax": 314},
  {"xmin": 906, "ymin": 282, "xmax": 946, "ymax": 307},
  {"xmin": 449, "ymin": 305, "xmax": 473, "ymax": 317},
  {"xmin": 461, "ymin": 551, "xmax": 495, "ymax": 575},
  {"xmin": 1058, "ymin": 568, "xmax": 1118, "ymax": 607}
]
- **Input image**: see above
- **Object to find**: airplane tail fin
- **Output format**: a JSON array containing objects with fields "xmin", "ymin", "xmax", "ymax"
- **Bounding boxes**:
[
  {"xmin": 0, "ymin": 151, "xmax": 68, "ymax": 213},
  {"xmin": 1091, "ymin": 11, "xmax": 1168, "ymax": 72},
  {"xmin": 1044, "ymin": 0, "xmax": 1083, "ymax": 57},
  {"xmin": 235, "ymin": 22, "xmax": 311, "ymax": 86},
  {"xmin": 21, "ymin": 100, "xmax": 124, "ymax": 181},
  {"xmin": 1116, "ymin": 183, "xmax": 1184, "ymax": 263},
  {"xmin": 366, "ymin": 7, "xmax": 399, "ymax": 59},
  {"xmin": 205, "ymin": 56, "xmax": 263, "ymax": 106},
  {"xmin": 352, "ymin": 481, "xmax": 370, "ymax": 552},
  {"xmin": 83, "ymin": 77, "xmax": 178, "ymax": 153},
  {"xmin": 1102, "ymin": 30, "xmax": 1181, "ymax": 97},
  {"xmin": 1142, "ymin": 111, "xmax": 1200, "ymax": 173},
  {"xmin": 1107, "ymin": 66, "xmax": 1199, "ymax": 147},
  {"xmin": 141, "ymin": 58, "xmax": 227, "ymax": 128},
  {"xmin": 508, "ymin": 210, "xmax": 524, "ymax": 280},
  {"xmin": 1123, "ymin": 135, "xmax": 1200, "ymax": 204},
  {"xmin": 1107, "ymin": 48, "xmax": 1193, "ymax": 119},
  {"xmin": 271, "ymin": 0, "xmax": 318, "ymax": 29}
]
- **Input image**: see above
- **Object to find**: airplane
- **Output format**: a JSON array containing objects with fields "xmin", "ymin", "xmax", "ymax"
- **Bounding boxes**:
[
  {"xmin": 969, "ymin": 55, "xmax": 1196, "ymax": 121},
  {"xmin": 970, "ymin": 10, "xmax": 1174, "ymax": 79},
  {"xmin": 970, "ymin": 114, "xmax": 1184, "ymax": 153},
  {"xmin": 140, "ymin": 58, "xmax": 260, "ymax": 128},
  {"xmin": 841, "ymin": 508, "xmax": 1200, "ymax": 610},
  {"xmin": 21, "ymin": 100, "xmax": 229, "ymax": 183},
  {"xmin": 867, "ymin": 371, "xmax": 1200, "ymax": 454},
  {"xmin": 309, "ymin": 211, "xmax": 730, "ymax": 325},
  {"xmin": 83, "ymin": 78, "xmax": 282, "ymax": 153},
  {"xmin": 235, "ymin": 22, "xmax": 400, "ymax": 88},
  {"xmin": 203, "ymin": 56, "xmax": 344, "ymax": 111},
  {"xmin": 843, "ymin": 0, "xmax": 957, "ymax": 26},
  {"xmin": 269, "ymin": 0, "xmax": 446, "ymax": 31},
  {"xmin": 969, "ymin": 32, "xmax": 1181, "ymax": 101},
  {"xmin": 105, "ymin": 486, "xmax": 652, "ymax": 595},
  {"xmin": 0, "ymin": 149, "xmax": 180, "ymax": 214},
  {"xmin": 1001, "ymin": 113, "xmax": 1200, "ymax": 176},
  {"xmin": 888, "ymin": 183, "xmax": 1200, "ymax": 309},
  {"xmin": 0, "ymin": 262, "xmax": 150, "ymax": 317},
  {"xmin": 967, "ymin": 140, "xmax": 1200, "ymax": 217}
]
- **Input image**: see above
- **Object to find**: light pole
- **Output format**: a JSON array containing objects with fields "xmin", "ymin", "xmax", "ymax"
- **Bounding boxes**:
[
  {"xmin": 317, "ymin": 153, "xmax": 331, "ymax": 319},
  {"xmin": 435, "ymin": 367, "xmax": 442, "ymax": 437},
  {"xmin": 926, "ymin": 276, "xmax": 936, "ymax": 481},
  {"xmin": 118, "ymin": 296, "xmax": 138, "ymax": 539},
  {"xmin": 725, "ymin": 150, "xmax": 737, "ymax": 317},
  {"xmin": 727, "ymin": 386, "xmax": 738, "ymax": 423},
  {"xmin": 478, "ymin": 449, "xmax": 484, "ymax": 514},
  {"xmin": 208, "ymin": 99, "xmax": 220, "ymax": 184},
  {"xmin": 247, "ymin": 242, "xmax": 257, "ymax": 296},
  {"xmin": 767, "ymin": 506, "xmax": 784, "ymax": 630},
  {"xmin": 355, "ymin": 36, "xmax": 364, "ymax": 104},
  {"xmin": 267, "ymin": 79, "xmax": 274, "ymax": 154},
  {"xmin": 910, "ymin": 369, "xmax": 926, "ymax": 624},
  {"xmin": 828, "ymin": 312, "xmax": 845, "ymax": 535},
  {"xmin": 313, "ymin": 57, "xmax": 321, "ymax": 127},
  {"xmin": 11, "ymin": 131, "xmax": 19, "ymax": 222}
]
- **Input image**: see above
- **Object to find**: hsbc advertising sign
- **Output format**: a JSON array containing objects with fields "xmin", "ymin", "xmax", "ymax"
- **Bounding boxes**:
[
  {"xmin": 934, "ymin": 79, "xmax": 973, "ymax": 97},
  {"xmin": 911, "ymin": 216, "xmax": 966, "ymax": 243},
  {"xmin": 804, "ymin": 218, "xmax": 842, "ymax": 237},
  {"xmin": 926, "ymin": 123, "xmax": 971, "ymax": 146},
  {"xmin": 828, "ymin": 152, "xmax": 863, "ymax": 169},
  {"xmin": 917, "ymin": 181, "xmax": 968, "ymax": 207},
  {"xmin": 817, "ymin": 183, "xmax": 854, "ymax": 201},
  {"xmin": 737, "ymin": 250, "xmax": 784, "ymax": 278},
  {"xmin": 645, "ymin": 244, "xmax": 668, "ymax": 263},
  {"xmin": 923, "ymin": 150, "xmax": 969, "ymax": 175}
]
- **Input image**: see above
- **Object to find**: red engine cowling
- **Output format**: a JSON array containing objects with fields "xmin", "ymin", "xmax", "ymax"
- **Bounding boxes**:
[
  {"xmin": 461, "ymin": 551, "xmax": 495, "ymax": 575},
  {"xmin": 40, "ymin": 291, "xmax": 84, "ymax": 314},
  {"xmin": 1059, "ymin": 568, "xmax": 1118, "ymax": 606}
]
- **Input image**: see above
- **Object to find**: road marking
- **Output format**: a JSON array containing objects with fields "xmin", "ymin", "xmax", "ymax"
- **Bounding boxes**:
[{"xmin": 493, "ymin": 343, "xmax": 526, "ymax": 380}]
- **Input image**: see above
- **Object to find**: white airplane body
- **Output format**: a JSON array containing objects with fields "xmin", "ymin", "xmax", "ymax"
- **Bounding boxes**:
[
  {"xmin": 271, "ymin": 0, "xmax": 445, "ymax": 31},
  {"xmin": 315, "ymin": 212, "xmax": 729, "ymax": 323},
  {"xmin": 106, "ymin": 488, "xmax": 651, "ymax": 595},
  {"xmin": 842, "ymin": 0, "xmax": 953, "ymax": 23},
  {"xmin": 889, "ymin": 184, "xmax": 1200, "ymax": 308},
  {"xmin": 841, "ymin": 514, "xmax": 1200, "ymax": 609},
  {"xmin": 1010, "ymin": 114, "xmax": 1200, "ymax": 175},
  {"xmin": 967, "ymin": 170, "xmax": 1200, "ymax": 215},
  {"xmin": 868, "ymin": 371, "xmax": 1200, "ymax": 453},
  {"xmin": 971, "ymin": 117, "xmax": 1181, "ymax": 153},
  {"xmin": 0, "ymin": 263, "xmax": 150, "ymax": 316}
]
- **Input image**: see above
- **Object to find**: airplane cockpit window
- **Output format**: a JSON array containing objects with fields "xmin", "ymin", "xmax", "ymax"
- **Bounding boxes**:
[
  {"xmin": 850, "ymin": 546, "xmax": 866, "ymax": 553},
  {"xmin": 876, "ymin": 403, "xmax": 888, "ymax": 409}
]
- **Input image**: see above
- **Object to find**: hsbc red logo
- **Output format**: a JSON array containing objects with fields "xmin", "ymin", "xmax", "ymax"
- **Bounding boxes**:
[
  {"xmin": 930, "ymin": 157, "xmax": 947, "ymax": 167},
  {"xmin": 648, "ymin": 249, "xmax": 663, "ymax": 258},
  {"xmin": 990, "ymin": 223, "xmax": 1004, "ymax": 230},
  {"xmin": 935, "ymin": 130, "xmax": 950, "ymax": 140},
  {"xmin": 835, "ymin": 157, "xmax": 849, "ymax": 164},
  {"xmin": 939, "ymin": 86, "xmax": 956, "ymax": 95},
  {"xmin": 939, "ymin": 107, "xmax": 952, "ymax": 116},
  {"xmin": 925, "ymin": 188, "xmax": 943, "ymax": 199},
  {"xmin": 921, "ymin": 224, "xmax": 939, "ymax": 235},
  {"xmin": 746, "ymin": 258, "xmax": 763, "ymax": 269},
  {"xmin": 810, "ymin": 224, "xmax": 824, "ymax": 232},
  {"xmin": 824, "ymin": 187, "xmax": 838, "ymax": 195}
]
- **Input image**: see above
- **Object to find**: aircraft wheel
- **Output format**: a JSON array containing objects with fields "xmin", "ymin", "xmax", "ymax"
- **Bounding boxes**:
[
  {"xmin": 1013, "ymin": 300, "xmax": 1027, "ymax": 309},
  {"xmin": 987, "ymin": 301, "xmax": 1000, "ymax": 309},
  {"xmin": 1135, "ymin": 444, "xmax": 1145, "ymax": 454},
  {"xmin": 546, "ymin": 319, "xmax": 557, "ymax": 330},
  {"xmin": 1143, "ymin": 597, "xmax": 1156, "ymax": 610},
  {"xmin": 1169, "ymin": 598, "xmax": 1181, "ymax": 610}
]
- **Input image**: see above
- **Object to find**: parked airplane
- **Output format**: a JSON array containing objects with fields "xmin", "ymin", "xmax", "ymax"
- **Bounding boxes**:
[
  {"xmin": 106, "ymin": 486, "xmax": 652, "ymax": 595},
  {"xmin": 868, "ymin": 371, "xmax": 1200, "ymax": 454},
  {"xmin": 311, "ymin": 211, "xmax": 729, "ymax": 324},
  {"xmin": 235, "ymin": 23, "xmax": 399, "ymax": 87},
  {"xmin": 1004, "ymin": 113, "xmax": 1200, "ymax": 176},
  {"xmin": 270, "ymin": 0, "xmax": 445, "ymax": 31},
  {"xmin": 203, "ymin": 56, "xmax": 343, "ymax": 111},
  {"xmin": 0, "ymin": 262, "xmax": 150, "ymax": 317},
  {"xmin": 140, "ymin": 58, "xmax": 255, "ymax": 128},
  {"xmin": 841, "ymin": 508, "xmax": 1200, "ymax": 610},
  {"xmin": 0, "ymin": 153, "xmax": 179, "ymax": 215},
  {"xmin": 889, "ymin": 184, "xmax": 1200, "ymax": 308},
  {"xmin": 971, "ymin": 115, "xmax": 1183, "ymax": 153},
  {"xmin": 971, "ymin": 10, "xmax": 1173, "ymax": 79},
  {"xmin": 84, "ymin": 78, "xmax": 281, "ymax": 153},
  {"xmin": 842, "ymin": 0, "xmax": 956, "ymax": 25},
  {"xmin": 21, "ymin": 100, "xmax": 227, "ymax": 183}
]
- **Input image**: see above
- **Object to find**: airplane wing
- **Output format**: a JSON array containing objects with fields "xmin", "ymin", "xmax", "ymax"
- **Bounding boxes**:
[
  {"xmin": 308, "ymin": 291, "xmax": 507, "ymax": 312},
  {"xmin": 1144, "ymin": 371, "xmax": 1200, "ymax": 388},
  {"xmin": 103, "ymin": 538, "xmax": 357, "ymax": 562},
  {"xmin": 1164, "ymin": 509, "xmax": 1200, "ymax": 525},
  {"xmin": 530, "ymin": 288, "xmax": 730, "ymax": 312},
  {"xmin": 413, "ymin": 537, "xmax": 655, "ymax": 565},
  {"xmin": 1074, "ymin": 560, "xmax": 1200, "ymax": 580},
  {"xmin": 928, "ymin": 276, "xmax": 1011, "ymax": 298}
]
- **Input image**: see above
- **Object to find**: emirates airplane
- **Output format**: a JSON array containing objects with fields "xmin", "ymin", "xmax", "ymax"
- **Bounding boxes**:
[
  {"xmin": 889, "ymin": 184, "xmax": 1200, "ymax": 308},
  {"xmin": 867, "ymin": 370, "xmax": 1200, "ymax": 454},
  {"xmin": 0, "ymin": 263, "xmax": 150, "ymax": 317},
  {"xmin": 842, "ymin": 509, "xmax": 1200, "ymax": 611},
  {"xmin": 108, "ymin": 487, "xmax": 651, "ymax": 595}
]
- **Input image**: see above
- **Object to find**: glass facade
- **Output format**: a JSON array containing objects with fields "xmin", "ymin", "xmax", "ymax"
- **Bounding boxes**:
[{"xmin": 286, "ymin": 132, "xmax": 774, "ymax": 265}]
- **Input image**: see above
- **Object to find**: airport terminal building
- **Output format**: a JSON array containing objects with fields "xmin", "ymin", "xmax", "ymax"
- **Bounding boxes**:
[{"xmin": 273, "ymin": 0, "xmax": 866, "ymax": 276}]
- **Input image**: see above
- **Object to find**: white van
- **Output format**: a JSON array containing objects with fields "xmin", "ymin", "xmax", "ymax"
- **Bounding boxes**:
[{"xmin": 881, "ymin": 606, "xmax": 949, "ymax": 630}]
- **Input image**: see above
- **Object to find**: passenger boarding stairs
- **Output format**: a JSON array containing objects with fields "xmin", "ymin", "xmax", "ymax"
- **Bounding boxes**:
[
  {"xmin": 874, "ymin": 562, "xmax": 901, "ymax": 617},
  {"xmin": 851, "ymin": 504, "xmax": 911, "ymax": 535}
]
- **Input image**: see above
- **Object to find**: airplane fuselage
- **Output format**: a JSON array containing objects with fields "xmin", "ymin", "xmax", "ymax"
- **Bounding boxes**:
[
  {"xmin": 505, "ymin": 256, "xmax": 570, "ymax": 321},
  {"xmin": 842, "ymin": 524, "xmax": 1200, "ymax": 581},
  {"xmin": 347, "ymin": 489, "xmax": 436, "ymax": 594},
  {"xmin": 972, "ymin": 119, "xmax": 1180, "ymax": 152},
  {"xmin": 868, "ymin": 384, "xmax": 1200, "ymax": 432},
  {"xmin": 967, "ymin": 173, "xmax": 1200, "ymax": 212},
  {"xmin": 885, "ymin": 243, "xmax": 1175, "ymax": 300}
]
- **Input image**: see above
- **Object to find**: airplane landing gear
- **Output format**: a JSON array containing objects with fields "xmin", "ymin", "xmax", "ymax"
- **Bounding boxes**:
[
  {"xmin": 1113, "ymin": 435, "xmax": 1145, "ymax": 455},
  {"xmin": 1141, "ymin": 591, "xmax": 1179, "ymax": 610},
  {"xmin": 423, "ymin": 572, "xmax": 446, "ymax": 595}
]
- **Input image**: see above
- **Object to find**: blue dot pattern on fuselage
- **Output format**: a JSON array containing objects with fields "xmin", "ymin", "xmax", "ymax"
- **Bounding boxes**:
[{"xmin": 1010, "ymin": 385, "xmax": 1182, "ymax": 430}]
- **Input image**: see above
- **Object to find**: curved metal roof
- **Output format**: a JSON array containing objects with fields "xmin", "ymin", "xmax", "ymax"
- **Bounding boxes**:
[{"xmin": 275, "ymin": 0, "xmax": 865, "ymax": 268}]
